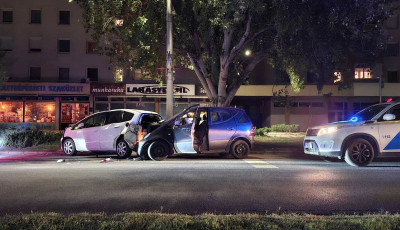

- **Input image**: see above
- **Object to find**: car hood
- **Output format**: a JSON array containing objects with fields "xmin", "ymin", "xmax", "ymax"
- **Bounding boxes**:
[{"xmin": 309, "ymin": 120, "xmax": 366, "ymax": 130}]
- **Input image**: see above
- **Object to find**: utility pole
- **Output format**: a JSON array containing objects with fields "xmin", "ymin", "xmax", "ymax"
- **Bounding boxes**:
[
  {"xmin": 379, "ymin": 75, "xmax": 382, "ymax": 103},
  {"xmin": 166, "ymin": 0, "xmax": 174, "ymax": 118}
]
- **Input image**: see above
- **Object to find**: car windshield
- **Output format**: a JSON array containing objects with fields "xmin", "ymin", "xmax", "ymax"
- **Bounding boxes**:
[
  {"xmin": 350, "ymin": 103, "xmax": 391, "ymax": 122},
  {"xmin": 163, "ymin": 104, "xmax": 200, "ymax": 124}
]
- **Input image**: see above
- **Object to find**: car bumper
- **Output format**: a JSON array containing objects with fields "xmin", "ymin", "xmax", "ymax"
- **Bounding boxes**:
[{"xmin": 304, "ymin": 139, "xmax": 342, "ymax": 158}]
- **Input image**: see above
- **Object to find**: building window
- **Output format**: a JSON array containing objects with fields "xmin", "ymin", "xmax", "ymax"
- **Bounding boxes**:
[
  {"xmin": 354, "ymin": 67, "xmax": 371, "ymax": 79},
  {"xmin": 387, "ymin": 70, "xmax": 398, "ymax": 83},
  {"xmin": 0, "ymin": 36, "xmax": 13, "ymax": 51},
  {"xmin": 87, "ymin": 68, "xmax": 98, "ymax": 82},
  {"xmin": 115, "ymin": 68, "xmax": 123, "ymax": 82},
  {"xmin": 0, "ymin": 102, "xmax": 23, "ymax": 123},
  {"xmin": 58, "ymin": 67, "xmax": 69, "ymax": 81},
  {"xmin": 386, "ymin": 43, "xmax": 399, "ymax": 57},
  {"xmin": 334, "ymin": 72, "xmax": 342, "ymax": 83},
  {"xmin": 58, "ymin": 39, "xmax": 70, "ymax": 53},
  {"xmin": 61, "ymin": 103, "xmax": 89, "ymax": 124},
  {"xmin": 29, "ymin": 37, "xmax": 41, "ymax": 52},
  {"xmin": 30, "ymin": 9, "xmax": 41, "ymax": 24},
  {"xmin": 25, "ymin": 102, "xmax": 56, "ymax": 123},
  {"xmin": 59, "ymin": 10, "xmax": 70, "ymax": 25},
  {"xmin": 29, "ymin": 67, "xmax": 41, "ymax": 81},
  {"xmin": 86, "ymin": 41, "xmax": 98, "ymax": 54},
  {"xmin": 386, "ymin": 14, "xmax": 398, "ymax": 29},
  {"xmin": 1, "ymin": 9, "xmax": 13, "ymax": 23}
]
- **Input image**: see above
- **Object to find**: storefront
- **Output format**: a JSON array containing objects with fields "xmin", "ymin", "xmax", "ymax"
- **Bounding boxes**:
[
  {"xmin": 0, "ymin": 82, "xmax": 90, "ymax": 130},
  {"xmin": 91, "ymin": 83, "xmax": 209, "ymax": 119}
]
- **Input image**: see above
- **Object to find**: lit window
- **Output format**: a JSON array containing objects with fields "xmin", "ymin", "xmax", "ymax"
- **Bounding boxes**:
[
  {"xmin": 354, "ymin": 67, "xmax": 371, "ymax": 79},
  {"xmin": 115, "ymin": 68, "xmax": 123, "ymax": 82},
  {"xmin": 61, "ymin": 103, "xmax": 89, "ymax": 124},
  {"xmin": 334, "ymin": 72, "xmax": 342, "ymax": 83},
  {"xmin": 25, "ymin": 102, "xmax": 56, "ymax": 123},
  {"xmin": 0, "ymin": 102, "xmax": 23, "ymax": 123}
]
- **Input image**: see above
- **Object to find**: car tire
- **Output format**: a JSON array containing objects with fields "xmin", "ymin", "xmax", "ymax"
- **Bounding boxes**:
[
  {"xmin": 344, "ymin": 138, "xmax": 374, "ymax": 167},
  {"xmin": 148, "ymin": 141, "xmax": 169, "ymax": 161},
  {"xmin": 230, "ymin": 140, "xmax": 250, "ymax": 159},
  {"xmin": 62, "ymin": 138, "xmax": 77, "ymax": 156},
  {"xmin": 116, "ymin": 139, "xmax": 132, "ymax": 158},
  {"xmin": 322, "ymin": 157, "xmax": 344, "ymax": 162}
]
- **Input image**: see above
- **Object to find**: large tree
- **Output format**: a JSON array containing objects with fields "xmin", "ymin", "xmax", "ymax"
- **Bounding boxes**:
[{"xmin": 72, "ymin": 0, "xmax": 392, "ymax": 106}]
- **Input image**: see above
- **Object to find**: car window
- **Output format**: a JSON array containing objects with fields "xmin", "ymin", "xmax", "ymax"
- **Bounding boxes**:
[
  {"xmin": 177, "ymin": 110, "xmax": 196, "ymax": 125},
  {"xmin": 122, "ymin": 112, "xmax": 134, "ymax": 122},
  {"xmin": 84, "ymin": 114, "xmax": 106, "ymax": 128},
  {"xmin": 210, "ymin": 109, "xmax": 232, "ymax": 123},
  {"xmin": 106, "ymin": 111, "xmax": 123, "ymax": 124},
  {"xmin": 238, "ymin": 113, "xmax": 251, "ymax": 123},
  {"xmin": 379, "ymin": 104, "xmax": 400, "ymax": 121},
  {"xmin": 351, "ymin": 103, "xmax": 390, "ymax": 121},
  {"xmin": 141, "ymin": 113, "xmax": 163, "ymax": 126}
]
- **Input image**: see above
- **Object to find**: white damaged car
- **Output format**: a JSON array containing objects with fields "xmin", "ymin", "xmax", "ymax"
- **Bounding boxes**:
[
  {"xmin": 61, "ymin": 109, "xmax": 162, "ymax": 158},
  {"xmin": 304, "ymin": 102, "xmax": 400, "ymax": 166}
]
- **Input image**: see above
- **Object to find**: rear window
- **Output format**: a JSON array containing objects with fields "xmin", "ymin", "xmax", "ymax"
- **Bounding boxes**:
[
  {"xmin": 106, "ymin": 111, "xmax": 123, "ymax": 124},
  {"xmin": 210, "ymin": 109, "xmax": 232, "ymax": 123},
  {"xmin": 141, "ymin": 114, "xmax": 162, "ymax": 125},
  {"xmin": 122, "ymin": 112, "xmax": 134, "ymax": 122},
  {"xmin": 238, "ymin": 113, "xmax": 251, "ymax": 123}
]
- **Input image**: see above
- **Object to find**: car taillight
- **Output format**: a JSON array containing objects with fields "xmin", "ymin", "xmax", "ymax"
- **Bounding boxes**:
[{"xmin": 250, "ymin": 125, "xmax": 254, "ymax": 137}]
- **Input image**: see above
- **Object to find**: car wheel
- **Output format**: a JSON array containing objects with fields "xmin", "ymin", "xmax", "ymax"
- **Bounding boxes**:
[
  {"xmin": 148, "ymin": 141, "xmax": 169, "ymax": 161},
  {"xmin": 63, "ymin": 138, "xmax": 77, "ymax": 156},
  {"xmin": 116, "ymin": 139, "xmax": 132, "ymax": 158},
  {"xmin": 230, "ymin": 140, "xmax": 249, "ymax": 159},
  {"xmin": 344, "ymin": 138, "xmax": 374, "ymax": 167},
  {"xmin": 322, "ymin": 157, "xmax": 344, "ymax": 162}
]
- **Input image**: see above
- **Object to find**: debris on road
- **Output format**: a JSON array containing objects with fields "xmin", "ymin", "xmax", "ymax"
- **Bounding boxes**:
[
  {"xmin": 100, "ymin": 158, "xmax": 112, "ymax": 163},
  {"xmin": 56, "ymin": 159, "xmax": 65, "ymax": 163},
  {"xmin": 132, "ymin": 157, "xmax": 142, "ymax": 161}
]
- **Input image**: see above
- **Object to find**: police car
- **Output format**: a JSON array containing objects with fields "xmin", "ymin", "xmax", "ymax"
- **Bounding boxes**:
[{"xmin": 304, "ymin": 101, "xmax": 400, "ymax": 166}]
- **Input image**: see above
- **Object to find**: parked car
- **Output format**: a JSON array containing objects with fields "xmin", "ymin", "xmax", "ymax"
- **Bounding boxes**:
[
  {"xmin": 137, "ymin": 105, "xmax": 254, "ymax": 161},
  {"xmin": 61, "ymin": 109, "xmax": 162, "ymax": 158},
  {"xmin": 304, "ymin": 101, "xmax": 400, "ymax": 166}
]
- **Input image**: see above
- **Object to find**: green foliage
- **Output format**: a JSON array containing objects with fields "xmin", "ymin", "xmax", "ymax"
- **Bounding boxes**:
[
  {"xmin": 271, "ymin": 124, "xmax": 300, "ymax": 133},
  {"xmin": 1, "ymin": 129, "xmax": 63, "ymax": 148},
  {"xmin": 1, "ymin": 213, "xmax": 400, "ymax": 230},
  {"xmin": 253, "ymin": 127, "xmax": 271, "ymax": 136}
]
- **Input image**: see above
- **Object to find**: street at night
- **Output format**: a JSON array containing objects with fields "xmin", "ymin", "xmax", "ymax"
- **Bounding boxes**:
[{"xmin": 1, "ymin": 150, "xmax": 400, "ymax": 215}]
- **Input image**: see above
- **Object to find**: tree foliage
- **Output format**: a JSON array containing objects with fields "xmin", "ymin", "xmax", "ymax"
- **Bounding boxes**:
[{"xmin": 72, "ymin": 0, "xmax": 392, "ymax": 106}]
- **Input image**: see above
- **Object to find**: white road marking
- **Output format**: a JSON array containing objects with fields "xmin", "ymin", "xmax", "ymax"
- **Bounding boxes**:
[{"xmin": 243, "ymin": 159, "xmax": 278, "ymax": 168}]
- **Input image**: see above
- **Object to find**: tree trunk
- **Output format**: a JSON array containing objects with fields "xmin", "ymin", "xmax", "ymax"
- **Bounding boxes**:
[{"xmin": 217, "ymin": 66, "xmax": 229, "ymax": 106}]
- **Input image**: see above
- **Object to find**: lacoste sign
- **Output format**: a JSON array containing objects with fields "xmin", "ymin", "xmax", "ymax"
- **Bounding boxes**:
[{"xmin": 126, "ymin": 84, "xmax": 195, "ymax": 96}]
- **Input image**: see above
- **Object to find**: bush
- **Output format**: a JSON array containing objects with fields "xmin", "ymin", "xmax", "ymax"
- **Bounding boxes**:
[
  {"xmin": 2, "ymin": 130, "xmax": 63, "ymax": 148},
  {"xmin": 270, "ymin": 124, "xmax": 300, "ymax": 133},
  {"xmin": 254, "ymin": 127, "xmax": 271, "ymax": 136}
]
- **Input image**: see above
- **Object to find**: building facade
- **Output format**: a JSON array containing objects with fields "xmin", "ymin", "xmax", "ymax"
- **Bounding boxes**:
[{"xmin": 1, "ymin": 0, "xmax": 400, "ymax": 131}]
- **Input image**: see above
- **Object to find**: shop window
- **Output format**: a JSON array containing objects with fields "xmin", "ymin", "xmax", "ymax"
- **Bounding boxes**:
[
  {"xmin": 1, "ymin": 9, "xmax": 13, "ymax": 23},
  {"xmin": 0, "ymin": 102, "xmax": 23, "ymax": 123},
  {"xmin": 58, "ymin": 39, "xmax": 70, "ymax": 53},
  {"xmin": 87, "ymin": 68, "xmax": 98, "ymax": 82},
  {"xmin": 0, "ymin": 36, "xmax": 13, "ymax": 51},
  {"xmin": 30, "ymin": 9, "xmax": 41, "ymax": 24},
  {"xmin": 29, "ymin": 67, "xmax": 41, "ymax": 81},
  {"xmin": 29, "ymin": 37, "xmax": 41, "ymax": 52},
  {"xmin": 86, "ymin": 41, "xmax": 98, "ymax": 54},
  {"xmin": 387, "ymin": 71, "xmax": 398, "ymax": 83},
  {"xmin": 59, "ymin": 10, "xmax": 70, "ymax": 25},
  {"xmin": 386, "ymin": 43, "xmax": 399, "ymax": 57},
  {"xmin": 58, "ymin": 67, "xmax": 69, "ymax": 81},
  {"xmin": 25, "ymin": 102, "xmax": 55, "ymax": 123},
  {"xmin": 61, "ymin": 103, "xmax": 89, "ymax": 124}
]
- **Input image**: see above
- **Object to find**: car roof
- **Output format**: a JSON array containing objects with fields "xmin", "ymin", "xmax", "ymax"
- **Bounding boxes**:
[{"xmin": 96, "ymin": 109, "xmax": 159, "ymax": 115}]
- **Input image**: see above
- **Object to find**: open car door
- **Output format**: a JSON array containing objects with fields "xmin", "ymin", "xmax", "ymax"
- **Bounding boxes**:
[{"xmin": 173, "ymin": 106, "xmax": 199, "ymax": 153}]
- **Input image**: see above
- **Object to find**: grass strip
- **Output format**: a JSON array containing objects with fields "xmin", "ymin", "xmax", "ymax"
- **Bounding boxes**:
[{"xmin": 1, "ymin": 212, "xmax": 400, "ymax": 230}]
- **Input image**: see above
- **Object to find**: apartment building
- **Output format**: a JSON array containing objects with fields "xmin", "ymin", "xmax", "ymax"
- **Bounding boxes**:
[{"xmin": 1, "ymin": 0, "xmax": 400, "ymax": 131}]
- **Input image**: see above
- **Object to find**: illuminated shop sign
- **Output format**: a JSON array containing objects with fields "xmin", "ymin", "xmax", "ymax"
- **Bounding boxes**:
[
  {"xmin": 90, "ymin": 83, "xmax": 125, "ymax": 95},
  {"xmin": 126, "ymin": 84, "xmax": 195, "ymax": 96},
  {"xmin": 0, "ymin": 83, "xmax": 89, "ymax": 95}
]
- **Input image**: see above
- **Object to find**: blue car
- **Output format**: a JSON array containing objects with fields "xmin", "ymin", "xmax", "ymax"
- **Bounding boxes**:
[{"xmin": 137, "ymin": 105, "xmax": 254, "ymax": 160}]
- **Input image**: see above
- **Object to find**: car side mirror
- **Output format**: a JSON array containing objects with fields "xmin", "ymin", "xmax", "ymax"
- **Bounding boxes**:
[
  {"xmin": 383, "ymin": 114, "xmax": 396, "ymax": 121},
  {"xmin": 125, "ymin": 122, "xmax": 130, "ymax": 127},
  {"xmin": 77, "ymin": 123, "xmax": 84, "ymax": 129}
]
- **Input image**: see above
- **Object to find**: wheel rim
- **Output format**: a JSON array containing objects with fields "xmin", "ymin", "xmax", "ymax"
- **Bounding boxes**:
[
  {"xmin": 63, "ymin": 141, "xmax": 73, "ymax": 155},
  {"xmin": 117, "ymin": 142, "xmax": 127, "ymax": 156},
  {"xmin": 152, "ymin": 144, "xmax": 166, "ymax": 158},
  {"xmin": 350, "ymin": 142, "xmax": 372, "ymax": 163},
  {"xmin": 234, "ymin": 143, "xmax": 247, "ymax": 157}
]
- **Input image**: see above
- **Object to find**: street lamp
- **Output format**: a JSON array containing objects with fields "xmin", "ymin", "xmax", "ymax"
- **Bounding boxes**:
[{"xmin": 166, "ymin": 0, "xmax": 174, "ymax": 118}]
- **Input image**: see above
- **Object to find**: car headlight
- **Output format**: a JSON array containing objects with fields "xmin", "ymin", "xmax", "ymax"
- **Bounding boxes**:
[{"xmin": 317, "ymin": 127, "xmax": 337, "ymax": 136}]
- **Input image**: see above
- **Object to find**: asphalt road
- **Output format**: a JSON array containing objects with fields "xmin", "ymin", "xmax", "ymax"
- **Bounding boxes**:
[{"xmin": 1, "ymin": 153, "xmax": 400, "ymax": 215}]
